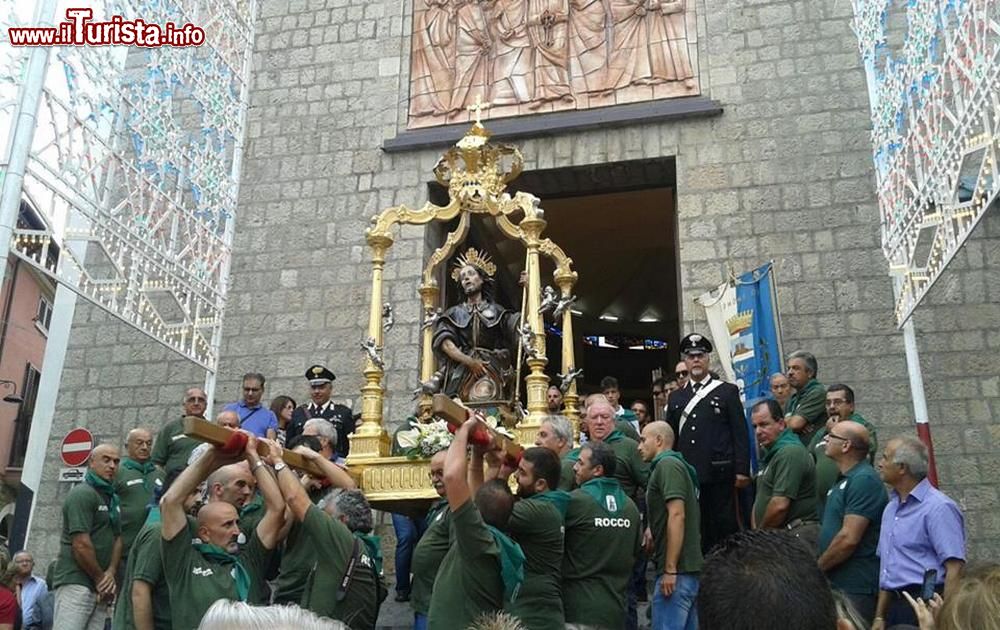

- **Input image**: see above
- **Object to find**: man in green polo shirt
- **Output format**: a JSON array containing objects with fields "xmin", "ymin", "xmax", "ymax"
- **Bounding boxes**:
[
  {"xmin": 51, "ymin": 444, "xmax": 123, "ymax": 630},
  {"xmin": 534, "ymin": 414, "xmax": 577, "ymax": 491},
  {"xmin": 112, "ymin": 469, "xmax": 201, "ymax": 630},
  {"xmin": 784, "ymin": 351, "xmax": 827, "ymax": 445},
  {"xmin": 563, "ymin": 442, "xmax": 642, "ymax": 630},
  {"xmin": 270, "ymin": 441, "xmax": 385, "ymax": 629},
  {"xmin": 817, "ymin": 420, "xmax": 887, "ymax": 625},
  {"xmin": 160, "ymin": 434, "xmax": 285, "ymax": 629},
  {"xmin": 151, "ymin": 387, "xmax": 207, "ymax": 476},
  {"xmin": 478, "ymin": 446, "xmax": 567, "ymax": 630},
  {"xmin": 587, "ymin": 396, "xmax": 649, "ymax": 503},
  {"xmin": 639, "ymin": 421, "xmax": 702, "ymax": 630},
  {"xmin": 115, "ymin": 428, "xmax": 163, "ymax": 559},
  {"xmin": 810, "ymin": 384, "xmax": 880, "ymax": 515},
  {"xmin": 428, "ymin": 417, "xmax": 524, "ymax": 630},
  {"xmin": 409, "ymin": 449, "xmax": 450, "ymax": 630},
  {"xmin": 751, "ymin": 400, "xmax": 819, "ymax": 548}
]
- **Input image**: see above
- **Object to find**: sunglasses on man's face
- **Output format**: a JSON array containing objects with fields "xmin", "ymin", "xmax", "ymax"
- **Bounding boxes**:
[{"xmin": 675, "ymin": 371, "xmax": 689, "ymax": 378}]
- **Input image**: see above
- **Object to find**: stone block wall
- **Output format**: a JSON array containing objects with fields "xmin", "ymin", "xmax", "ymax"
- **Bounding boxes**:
[{"xmin": 29, "ymin": 0, "xmax": 1000, "ymax": 565}]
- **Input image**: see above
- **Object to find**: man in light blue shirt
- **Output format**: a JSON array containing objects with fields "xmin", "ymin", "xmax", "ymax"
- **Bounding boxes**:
[
  {"xmin": 223, "ymin": 371, "xmax": 278, "ymax": 438},
  {"xmin": 12, "ymin": 551, "xmax": 49, "ymax": 629}
]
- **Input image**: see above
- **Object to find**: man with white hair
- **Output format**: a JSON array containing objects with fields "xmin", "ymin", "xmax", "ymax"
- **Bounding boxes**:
[
  {"xmin": 534, "ymin": 414, "xmax": 576, "ymax": 490},
  {"xmin": 115, "ymin": 428, "xmax": 162, "ymax": 559},
  {"xmin": 872, "ymin": 436, "xmax": 965, "ymax": 630},
  {"xmin": 303, "ymin": 417, "xmax": 344, "ymax": 465}
]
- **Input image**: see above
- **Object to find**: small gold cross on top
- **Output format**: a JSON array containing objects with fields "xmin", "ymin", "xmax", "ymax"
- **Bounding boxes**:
[{"xmin": 467, "ymin": 94, "xmax": 492, "ymax": 125}]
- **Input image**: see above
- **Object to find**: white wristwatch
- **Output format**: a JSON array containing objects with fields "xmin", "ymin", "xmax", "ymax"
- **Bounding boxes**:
[{"xmin": 273, "ymin": 461, "xmax": 287, "ymax": 472}]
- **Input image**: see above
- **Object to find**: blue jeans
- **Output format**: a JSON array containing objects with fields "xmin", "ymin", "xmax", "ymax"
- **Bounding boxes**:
[
  {"xmin": 651, "ymin": 573, "xmax": 699, "ymax": 630},
  {"xmin": 413, "ymin": 612, "xmax": 428, "ymax": 630},
  {"xmin": 392, "ymin": 513, "xmax": 427, "ymax": 593}
]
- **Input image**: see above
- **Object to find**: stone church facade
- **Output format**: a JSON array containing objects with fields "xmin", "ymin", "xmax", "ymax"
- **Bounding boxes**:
[{"xmin": 28, "ymin": 0, "xmax": 1000, "ymax": 565}]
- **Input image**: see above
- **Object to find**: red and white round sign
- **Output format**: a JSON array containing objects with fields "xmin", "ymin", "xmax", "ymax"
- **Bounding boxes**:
[{"xmin": 61, "ymin": 428, "xmax": 94, "ymax": 467}]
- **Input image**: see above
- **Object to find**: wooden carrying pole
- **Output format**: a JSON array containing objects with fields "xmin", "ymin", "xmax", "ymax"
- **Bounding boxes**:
[
  {"xmin": 431, "ymin": 394, "xmax": 524, "ymax": 460},
  {"xmin": 183, "ymin": 416, "xmax": 327, "ymax": 478}
]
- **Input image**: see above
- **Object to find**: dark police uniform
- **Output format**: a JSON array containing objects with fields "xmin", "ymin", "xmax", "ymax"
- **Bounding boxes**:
[
  {"xmin": 285, "ymin": 365, "xmax": 356, "ymax": 458},
  {"xmin": 666, "ymin": 334, "xmax": 751, "ymax": 554}
]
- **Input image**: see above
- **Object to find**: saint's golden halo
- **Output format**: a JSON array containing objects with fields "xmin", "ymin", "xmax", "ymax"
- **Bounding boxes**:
[{"xmin": 451, "ymin": 247, "xmax": 497, "ymax": 281}]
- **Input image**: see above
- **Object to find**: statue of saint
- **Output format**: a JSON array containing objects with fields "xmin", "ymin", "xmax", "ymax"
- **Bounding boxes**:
[{"xmin": 431, "ymin": 248, "xmax": 521, "ymax": 403}]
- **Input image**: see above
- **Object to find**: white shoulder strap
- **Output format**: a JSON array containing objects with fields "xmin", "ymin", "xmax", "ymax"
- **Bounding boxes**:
[{"xmin": 679, "ymin": 379, "xmax": 724, "ymax": 435}]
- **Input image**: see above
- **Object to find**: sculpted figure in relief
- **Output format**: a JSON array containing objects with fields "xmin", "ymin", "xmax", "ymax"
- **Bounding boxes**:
[
  {"xmin": 527, "ymin": 0, "xmax": 573, "ymax": 106},
  {"xmin": 409, "ymin": 0, "xmax": 456, "ymax": 117},
  {"xmin": 606, "ymin": 0, "xmax": 695, "ymax": 89},
  {"xmin": 489, "ymin": 0, "xmax": 535, "ymax": 106},
  {"xmin": 449, "ymin": 0, "xmax": 494, "ymax": 116}
]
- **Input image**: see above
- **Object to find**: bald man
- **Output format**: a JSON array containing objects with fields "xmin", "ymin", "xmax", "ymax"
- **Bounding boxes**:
[
  {"xmin": 817, "ymin": 421, "xmax": 887, "ymax": 625},
  {"xmin": 160, "ymin": 435, "xmax": 286, "ymax": 628},
  {"xmin": 638, "ymin": 421, "xmax": 702, "ymax": 629},
  {"xmin": 115, "ymin": 428, "xmax": 163, "ymax": 559},
  {"xmin": 51, "ymin": 444, "xmax": 122, "ymax": 630}
]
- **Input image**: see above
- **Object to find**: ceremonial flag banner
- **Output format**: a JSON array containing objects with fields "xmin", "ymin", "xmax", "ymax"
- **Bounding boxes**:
[{"xmin": 697, "ymin": 262, "xmax": 783, "ymax": 408}]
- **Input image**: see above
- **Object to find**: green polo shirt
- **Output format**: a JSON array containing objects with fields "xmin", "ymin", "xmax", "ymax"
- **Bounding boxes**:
[
  {"xmin": 507, "ymin": 496, "xmax": 564, "ymax": 630},
  {"xmin": 161, "ymin": 523, "xmax": 268, "ymax": 630},
  {"xmin": 753, "ymin": 441, "xmax": 818, "ymax": 527},
  {"xmin": 51, "ymin": 483, "xmax": 121, "ymax": 591},
  {"xmin": 151, "ymin": 418, "xmax": 199, "ymax": 476},
  {"xmin": 600, "ymin": 433, "xmax": 650, "ymax": 502},
  {"xmin": 115, "ymin": 462, "xmax": 164, "ymax": 553},
  {"xmin": 299, "ymin": 504, "xmax": 380, "ymax": 629},
  {"xmin": 818, "ymin": 461, "xmax": 887, "ymax": 594},
  {"xmin": 562, "ymin": 484, "xmax": 641, "ymax": 630},
  {"xmin": 786, "ymin": 379, "xmax": 827, "ymax": 444},
  {"xmin": 427, "ymin": 500, "xmax": 503, "ymax": 630},
  {"xmin": 646, "ymin": 454, "xmax": 703, "ymax": 574},
  {"xmin": 810, "ymin": 413, "xmax": 879, "ymax": 516},
  {"xmin": 113, "ymin": 519, "xmax": 173, "ymax": 630},
  {"xmin": 411, "ymin": 500, "xmax": 450, "ymax": 615},
  {"xmin": 273, "ymin": 521, "xmax": 311, "ymax": 605}
]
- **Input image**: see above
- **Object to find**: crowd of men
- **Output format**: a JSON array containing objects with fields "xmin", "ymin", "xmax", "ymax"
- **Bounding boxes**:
[{"xmin": 30, "ymin": 333, "xmax": 975, "ymax": 630}]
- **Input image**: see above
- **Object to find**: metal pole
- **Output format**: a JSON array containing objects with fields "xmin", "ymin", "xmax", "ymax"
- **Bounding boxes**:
[
  {"xmin": 902, "ymin": 318, "xmax": 939, "ymax": 486},
  {"xmin": 0, "ymin": 0, "xmax": 58, "ymax": 292},
  {"xmin": 9, "ymin": 284, "xmax": 77, "ymax": 552}
]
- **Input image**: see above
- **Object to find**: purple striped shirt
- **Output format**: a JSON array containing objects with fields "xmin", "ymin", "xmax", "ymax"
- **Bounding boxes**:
[{"xmin": 877, "ymin": 478, "xmax": 966, "ymax": 589}]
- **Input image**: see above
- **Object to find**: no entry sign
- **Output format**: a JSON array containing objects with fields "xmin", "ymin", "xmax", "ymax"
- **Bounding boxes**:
[{"xmin": 61, "ymin": 428, "xmax": 94, "ymax": 467}]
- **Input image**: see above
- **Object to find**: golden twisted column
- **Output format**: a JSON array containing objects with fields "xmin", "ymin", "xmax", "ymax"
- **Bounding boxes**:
[
  {"xmin": 554, "ymin": 269, "xmax": 580, "ymax": 436},
  {"xmin": 518, "ymin": 212, "xmax": 550, "ymax": 435}
]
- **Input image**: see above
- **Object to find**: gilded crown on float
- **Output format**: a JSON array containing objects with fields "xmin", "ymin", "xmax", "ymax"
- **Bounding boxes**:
[
  {"xmin": 433, "ymin": 120, "xmax": 523, "ymax": 210},
  {"xmin": 451, "ymin": 247, "xmax": 497, "ymax": 280}
]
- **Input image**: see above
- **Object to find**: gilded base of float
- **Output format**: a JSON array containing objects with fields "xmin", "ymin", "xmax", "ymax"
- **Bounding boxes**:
[{"xmin": 346, "ymin": 454, "xmax": 438, "ymax": 517}]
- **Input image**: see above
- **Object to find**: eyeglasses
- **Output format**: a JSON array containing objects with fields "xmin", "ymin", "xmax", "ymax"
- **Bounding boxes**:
[
  {"xmin": 427, "ymin": 470, "xmax": 444, "ymax": 479},
  {"xmin": 243, "ymin": 387, "xmax": 262, "ymax": 392},
  {"xmin": 675, "ymin": 371, "xmax": 689, "ymax": 378},
  {"xmin": 826, "ymin": 433, "xmax": 849, "ymax": 443},
  {"xmin": 652, "ymin": 389, "xmax": 663, "ymax": 396},
  {"xmin": 186, "ymin": 396, "xmax": 207, "ymax": 403}
]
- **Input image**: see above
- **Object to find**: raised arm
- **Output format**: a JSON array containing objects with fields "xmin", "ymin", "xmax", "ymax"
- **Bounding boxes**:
[
  {"xmin": 248, "ymin": 437, "xmax": 286, "ymax": 549},
  {"xmin": 161, "ymin": 445, "xmax": 235, "ymax": 541},
  {"xmin": 445, "ymin": 417, "xmax": 479, "ymax": 510},
  {"xmin": 268, "ymin": 442, "xmax": 313, "ymax": 523},
  {"xmin": 294, "ymin": 445, "xmax": 357, "ymax": 490}
]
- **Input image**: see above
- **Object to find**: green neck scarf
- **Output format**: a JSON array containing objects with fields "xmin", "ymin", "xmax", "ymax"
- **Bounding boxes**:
[
  {"xmin": 602, "ymin": 429, "xmax": 626, "ymax": 444},
  {"xmin": 354, "ymin": 532, "xmax": 384, "ymax": 576},
  {"xmin": 122, "ymin": 458, "xmax": 157, "ymax": 490},
  {"xmin": 85, "ymin": 470, "xmax": 120, "ymax": 530},
  {"xmin": 485, "ymin": 525, "xmax": 525, "ymax": 603},
  {"xmin": 240, "ymin": 493, "xmax": 263, "ymax": 517},
  {"xmin": 580, "ymin": 477, "xmax": 626, "ymax": 516},
  {"xmin": 651, "ymin": 450, "xmax": 700, "ymax": 495},
  {"xmin": 761, "ymin": 428, "xmax": 801, "ymax": 466},
  {"xmin": 193, "ymin": 542, "xmax": 250, "ymax": 602},
  {"xmin": 530, "ymin": 489, "xmax": 572, "ymax": 517},
  {"xmin": 144, "ymin": 505, "xmax": 161, "ymax": 526}
]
